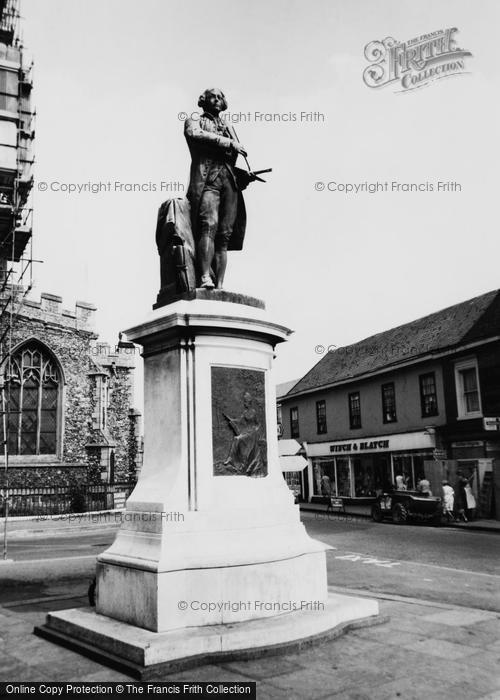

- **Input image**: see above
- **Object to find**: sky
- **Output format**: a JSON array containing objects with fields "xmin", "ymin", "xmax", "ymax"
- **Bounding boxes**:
[{"xmin": 20, "ymin": 0, "xmax": 500, "ymax": 401}]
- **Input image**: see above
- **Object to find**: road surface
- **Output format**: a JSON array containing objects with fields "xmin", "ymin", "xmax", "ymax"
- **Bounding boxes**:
[{"xmin": 1, "ymin": 517, "xmax": 499, "ymax": 613}]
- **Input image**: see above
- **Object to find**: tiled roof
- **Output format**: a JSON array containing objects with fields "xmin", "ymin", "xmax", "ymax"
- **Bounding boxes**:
[{"xmin": 286, "ymin": 289, "xmax": 500, "ymax": 398}]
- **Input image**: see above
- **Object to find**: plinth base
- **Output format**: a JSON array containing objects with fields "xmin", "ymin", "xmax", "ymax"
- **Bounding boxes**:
[
  {"xmin": 96, "ymin": 541, "xmax": 329, "ymax": 632},
  {"xmin": 153, "ymin": 288, "xmax": 266, "ymax": 310},
  {"xmin": 34, "ymin": 592, "xmax": 382, "ymax": 680}
]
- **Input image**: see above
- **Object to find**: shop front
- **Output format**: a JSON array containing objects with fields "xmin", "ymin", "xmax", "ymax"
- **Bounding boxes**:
[
  {"xmin": 446, "ymin": 439, "xmax": 498, "ymax": 518},
  {"xmin": 279, "ymin": 438, "xmax": 308, "ymax": 502},
  {"xmin": 282, "ymin": 466, "xmax": 307, "ymax": 501},
  {"xmin": 306, "ymin": 430, "xmax": 437, "ymax": 503}
]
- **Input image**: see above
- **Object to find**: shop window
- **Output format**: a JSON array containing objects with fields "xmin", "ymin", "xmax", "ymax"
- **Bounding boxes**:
[
  {"xmin": 313, "ymin": 459, "xmax": 336, "ymax": 496},
  {"xmin": 381, "ymin": 382, "xmax": 397, "ymax": 423},
  {"xmin": 349, "ymin": 392, "xmax": 361, "ymax": 429},
  {"xmin": 455, "ymin": 359, "xmax": 482, "ymax": 418},
  {"xmin": 313, "ymin": 458, "xmax": 351, "ymax": 497},
  {"xmin": 354, "ymin": 456, "xmax": 392, "ymax": 495},
  {"xmin": 5, "ymin": 342, "xmax": 62, "ymax": 456},
  {"xmin": 413, "ymin": 455, "xmax": 425, "ymax": 486},
  {"xmin": 336, "ymin": 458, "xmax": 351, "ymax": 496},
  {"xmin": 290, "ymin": 406, "xmax": 299, "ymax": 438},
  {"xmin": 283, "ymin": 471, "xmax": 302, "ymax": 499},
  {"xmin": 419, "ymin": 372, "xmax": 438, "ymax": 417},
  {"xmin": 316, "ymin": 399, "xmax": 327, "ymax": 434},
  {"xmin": 393, "ymin": 455, "xmax": 413, "ymax": 490},
  {"xmin": 353, "ymin": 458, "xmax": 375, "ymax": 496}
]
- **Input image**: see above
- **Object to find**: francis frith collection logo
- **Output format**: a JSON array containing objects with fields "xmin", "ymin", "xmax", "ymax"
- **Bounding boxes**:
[{"xmin": 363, "ymin": 28, "xmax": 472, "ymax": 92}]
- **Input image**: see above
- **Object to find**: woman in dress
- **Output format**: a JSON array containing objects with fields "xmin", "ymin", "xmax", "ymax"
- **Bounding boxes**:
[
  {"xmin": 464, "ymin": 475, "xmax": 477, "ymax": 520},
  {"xmin": 223, "ymin": 392, "xmax": 265, "ymax": 477},
  {"xmin": 442, "ymin": 480, "xmax": 455, "ymax": 522},
  {"xmin": 454, "ymin": 470, "xmax": 468, "ymax": 522}
]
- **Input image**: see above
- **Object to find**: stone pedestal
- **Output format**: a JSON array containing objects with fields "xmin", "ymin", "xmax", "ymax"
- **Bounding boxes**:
[{"xmin": 36, "ymin": 293, "xmax": 380, "ymax": 673}]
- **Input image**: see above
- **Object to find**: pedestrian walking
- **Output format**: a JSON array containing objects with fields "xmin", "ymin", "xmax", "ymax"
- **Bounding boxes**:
[
  {"xmin": 464, "ymin": 477, "xmax": 477, "ymax": 520},
  {"xmin": 454, "ymin": 470, "xmax": 468, "ymax": 522},
  {"xmin": 442, "ymin": 481, "xmax": 455, "ymax": 522}
]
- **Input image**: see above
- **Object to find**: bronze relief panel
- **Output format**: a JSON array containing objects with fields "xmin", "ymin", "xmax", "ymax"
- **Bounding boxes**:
[{"xmin": 211, "ymin": 366, "xmax": 268, "ymax": 478}]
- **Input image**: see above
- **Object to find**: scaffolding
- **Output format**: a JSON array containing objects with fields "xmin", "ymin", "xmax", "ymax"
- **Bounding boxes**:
[{"xmin": 0, "ymin": 0, "xmax": 35, "ymax": 559}]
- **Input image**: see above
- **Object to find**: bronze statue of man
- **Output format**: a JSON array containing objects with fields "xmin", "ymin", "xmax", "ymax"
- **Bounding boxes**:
[{"xmin": 184, "ymin": 88, "xmax": 252, "ymax": 290}]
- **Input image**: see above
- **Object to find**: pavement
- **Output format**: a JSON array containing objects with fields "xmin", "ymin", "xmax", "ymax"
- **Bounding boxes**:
[
  {"xmin": 1, "ymin": 586, "xmax": 499, "ymax": 698},
  {"xmin": 1, "ymin": 509, "xmax": 499, "ymax": 697},
  {"xmin": 299, "ymin": 501, "xmax": 500, "ymax": 533},
  {"xmin": 2, "ymin": 503, "xmax": 499, "ymax": 542},
  {"xmin": 0, "ymin": 510, "xmax": 123, "ymax": 540}
]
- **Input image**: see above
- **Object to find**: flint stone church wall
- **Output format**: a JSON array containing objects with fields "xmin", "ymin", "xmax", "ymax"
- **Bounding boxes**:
[{"xmin": 0, "ymin": 292, "xmax": 141, "ymax": 490}]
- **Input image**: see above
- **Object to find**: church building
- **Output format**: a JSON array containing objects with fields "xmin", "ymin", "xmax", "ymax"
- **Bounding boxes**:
[{"xmin": 0, "ymin": 0, "xmax": 142, "ymax": 510}]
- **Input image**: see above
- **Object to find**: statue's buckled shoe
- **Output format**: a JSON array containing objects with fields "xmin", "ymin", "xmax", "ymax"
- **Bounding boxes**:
[{"xmin": 200, "ymin": 275, "xmax": 215, "ymax": 289}]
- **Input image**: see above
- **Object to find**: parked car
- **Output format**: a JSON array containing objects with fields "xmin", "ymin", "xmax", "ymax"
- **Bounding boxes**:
[{"xmin": 371, "ymin": 490, "xmax": 442, "ymax": 525}]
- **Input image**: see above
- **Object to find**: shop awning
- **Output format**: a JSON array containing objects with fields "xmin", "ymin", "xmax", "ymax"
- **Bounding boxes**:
[{"xmin": 280, "ymin": 455, "xmax": 308, "ymax": 472}]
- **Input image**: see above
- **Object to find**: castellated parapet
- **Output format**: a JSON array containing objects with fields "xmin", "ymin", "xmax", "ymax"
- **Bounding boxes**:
[{"xmin": 10, "ymin": 291, "xmax": 98, "ymax": 334}]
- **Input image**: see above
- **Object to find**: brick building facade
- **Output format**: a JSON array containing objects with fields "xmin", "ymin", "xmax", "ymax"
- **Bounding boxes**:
[{"xmin": 279, "ymin": 290, "xmax": 500, "ymax": 518}]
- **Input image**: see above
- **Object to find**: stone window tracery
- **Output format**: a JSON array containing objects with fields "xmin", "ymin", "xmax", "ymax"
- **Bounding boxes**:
[{"xmin": 5, "ymin": 343, "xmax": 61, "ymax": 455}]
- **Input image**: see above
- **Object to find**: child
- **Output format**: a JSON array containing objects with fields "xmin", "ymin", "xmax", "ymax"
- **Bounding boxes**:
[{"xmin": 442, "ymin": 480, "xmax": 455, "ymax": 522}]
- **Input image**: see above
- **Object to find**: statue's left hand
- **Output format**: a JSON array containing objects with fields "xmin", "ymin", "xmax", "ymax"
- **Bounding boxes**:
[{"xmin": 235, "ymin": 169, "xmax": 256, "ymax": 191}]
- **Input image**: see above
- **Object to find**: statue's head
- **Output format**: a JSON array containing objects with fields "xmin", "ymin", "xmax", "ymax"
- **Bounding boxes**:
[
  {"xmin": 243, "ymin": 391, "xmax": 252, "ymax": 407},
  {"xmin": 198, "ymin": 88, "xmax": 228, "ymax": 115}
]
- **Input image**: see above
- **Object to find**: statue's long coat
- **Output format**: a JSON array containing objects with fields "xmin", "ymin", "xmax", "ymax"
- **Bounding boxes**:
[{"xmin": 184, "ymin": 113, "xmax": 246, "ymax": 251}]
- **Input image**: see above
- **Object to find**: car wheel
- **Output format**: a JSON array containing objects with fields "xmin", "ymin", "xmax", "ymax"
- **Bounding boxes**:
[
  {"xmin": 371, "ymin": 503, "xmax": 384, "ymax": 522},
  {"xmin": 392, "ymin": 503, "xmax": 408, "ymax": 524}
]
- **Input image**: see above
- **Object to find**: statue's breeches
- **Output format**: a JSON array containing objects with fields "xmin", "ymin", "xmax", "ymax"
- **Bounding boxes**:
[{"xmin": 198, "ymin": 168, "xmax": 238, "ymax": 248}]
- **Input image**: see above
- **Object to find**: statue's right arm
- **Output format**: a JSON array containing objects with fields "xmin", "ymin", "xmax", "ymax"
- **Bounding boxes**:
[{"xmin": 184, "ymin": 118, "xmax": 233, "ymax": 151}]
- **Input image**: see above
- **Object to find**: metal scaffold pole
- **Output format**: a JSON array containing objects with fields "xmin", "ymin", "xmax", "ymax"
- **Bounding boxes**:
[
  {"xmin": 1, "ymin": 349, "xmax": 9, "ymax": 560},
  {"xmin": 0, "ymin": 0, "xmax": 37, "ymax": 558}
]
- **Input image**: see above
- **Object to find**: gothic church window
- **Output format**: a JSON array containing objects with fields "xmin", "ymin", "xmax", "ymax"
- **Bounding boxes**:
[{"xmin": 5, "ymin": 343, "xmax": 61, "ymax": 455}]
